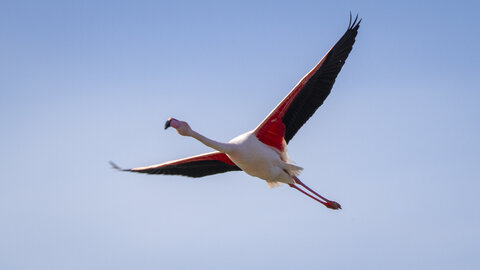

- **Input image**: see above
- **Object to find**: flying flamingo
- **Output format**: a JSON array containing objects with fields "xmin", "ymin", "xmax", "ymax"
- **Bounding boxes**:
[{"xmin": 111, "ymin": 16, "xmax": 361, "ymax": 210}]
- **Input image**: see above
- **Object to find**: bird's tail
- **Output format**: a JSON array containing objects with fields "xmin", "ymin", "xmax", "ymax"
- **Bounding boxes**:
[{"xmin": 286, "ymin": 163, "xmax": 303, "ymax": 177}]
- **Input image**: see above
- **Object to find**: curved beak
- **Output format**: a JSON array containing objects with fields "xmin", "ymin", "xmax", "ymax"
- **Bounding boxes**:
[{"xmin": 164, "ymin": 118, "xmax": 172, "ymax": 130}]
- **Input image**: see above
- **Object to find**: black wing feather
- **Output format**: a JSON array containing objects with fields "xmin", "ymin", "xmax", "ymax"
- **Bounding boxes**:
[
  {"xmin": 282, "ymin": 19, "xmax": 361, "ymax": 143},
  {"xmin": 110, "ymin": 159, "xmax": 242, "ymax": 178},
  {"xmin": 130, "ymin": 160, "xmax": 241, "ymax": 178}
]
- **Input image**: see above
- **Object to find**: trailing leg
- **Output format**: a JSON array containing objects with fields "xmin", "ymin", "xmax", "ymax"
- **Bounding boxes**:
[{"xmin": 289, "ymin": 177, "xmax": 341, "ymax": 210}]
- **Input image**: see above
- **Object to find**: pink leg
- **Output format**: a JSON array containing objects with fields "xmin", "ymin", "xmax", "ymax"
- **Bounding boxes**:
[
  {"xmin": 289, "ymin": 183, "xmax": 328, "ymax": 206},
  {"xmin": 290, "ymin": 177, "xmax": 342, "ymax": 210},
  {"xmin": 293, "ymin": 176, "xmax": 329, "ymax": 201}
]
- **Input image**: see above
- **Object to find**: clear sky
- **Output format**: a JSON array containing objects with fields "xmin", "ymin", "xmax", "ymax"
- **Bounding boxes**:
[{"xmin": 1, "ymin": 0, "xmax": 479, "ymax": 269}]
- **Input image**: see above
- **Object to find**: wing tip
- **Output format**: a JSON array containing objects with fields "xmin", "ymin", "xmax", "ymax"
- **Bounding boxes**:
[
  {"xmin": 109, "ymin": 161, "xmax": 131, "ymax": 172},
  {"xmin": 348, "ymin": 12, "xmax": 362, "ymax": 30}
]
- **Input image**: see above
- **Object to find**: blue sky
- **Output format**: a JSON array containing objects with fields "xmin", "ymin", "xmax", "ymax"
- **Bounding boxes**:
[{"xmin": 1, "ymin": 0, "xmax": 479, "ymax": 269}]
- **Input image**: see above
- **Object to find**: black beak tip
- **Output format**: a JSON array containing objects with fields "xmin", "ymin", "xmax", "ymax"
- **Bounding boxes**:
[{"xmin": 164, "ymin": 119, "xmax": 172, "ymax": 130}]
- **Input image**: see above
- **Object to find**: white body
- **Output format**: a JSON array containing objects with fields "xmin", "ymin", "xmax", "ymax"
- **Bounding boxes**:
[{"xmin": 227, "ymin": 131, "xmax": 301, "ymax": 187}]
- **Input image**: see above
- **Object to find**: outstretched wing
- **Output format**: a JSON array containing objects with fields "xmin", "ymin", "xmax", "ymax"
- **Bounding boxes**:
[
  {"xmin": 111, "ymin": 152, "xmax": 242, "ymax": 178},
  {"xmin": 254, "ymin": 16, "xmax": 361, "ymax": 151}
]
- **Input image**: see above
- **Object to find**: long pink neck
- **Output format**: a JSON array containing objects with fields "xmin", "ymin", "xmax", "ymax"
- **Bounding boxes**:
[{"xmin": 189, "ymin": 130, "xmax": 233, "ymax": 154}]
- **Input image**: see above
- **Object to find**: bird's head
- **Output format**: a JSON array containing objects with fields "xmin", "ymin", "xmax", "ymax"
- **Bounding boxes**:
[{"xmin": 164, "ymin": 117, "xmax": 192, "ymax": 136}]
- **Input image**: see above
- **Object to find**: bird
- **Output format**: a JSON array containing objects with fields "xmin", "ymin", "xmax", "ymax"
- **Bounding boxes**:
[{"xmin": 111, "ymin": 15, "xmax": 361, "ymax": 210}]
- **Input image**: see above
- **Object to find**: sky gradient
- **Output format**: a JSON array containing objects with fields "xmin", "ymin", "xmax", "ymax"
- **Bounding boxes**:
[{"xmin": 1, "ymin": 0, "xmax": 479, "ymax": 269}]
